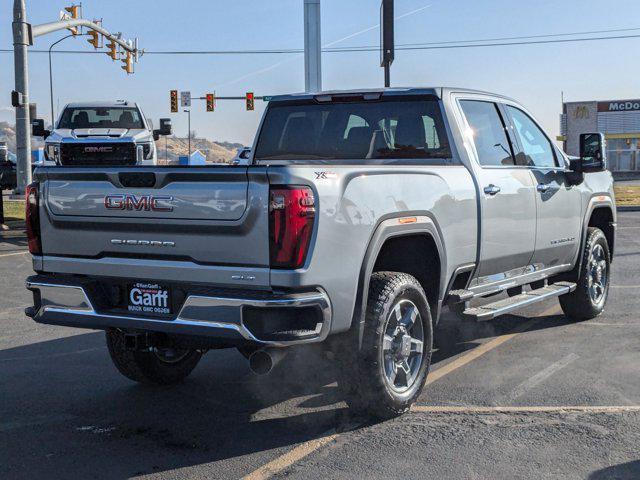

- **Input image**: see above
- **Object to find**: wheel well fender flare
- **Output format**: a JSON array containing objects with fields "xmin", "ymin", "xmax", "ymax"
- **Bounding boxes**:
[
  {"xmin": 576, "ymin": 196, "xmax": 615, "ymax": 272},
  {"xmin": 351, "ymin": 213, "xmax": 446, "ymax": 347}
]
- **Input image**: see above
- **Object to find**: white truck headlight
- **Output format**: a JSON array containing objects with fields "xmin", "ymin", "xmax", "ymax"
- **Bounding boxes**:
[
  {"xmin": 45, "ymin": 144, "xmax": 61, "ymax": 163},
  {"xmin": 137, "ymin": 142, "xmax": 155, "ymax": 161}
]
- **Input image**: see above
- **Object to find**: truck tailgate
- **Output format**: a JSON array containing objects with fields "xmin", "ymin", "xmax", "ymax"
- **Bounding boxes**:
[{"xmin": 36, "ymin": 167, "xmax": 270, "ymax": 281}]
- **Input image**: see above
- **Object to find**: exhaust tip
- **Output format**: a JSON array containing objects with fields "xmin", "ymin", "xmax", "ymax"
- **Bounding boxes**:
[{"xmin": 248, "ymin": 348, "xmax": 287, "ymax": 376}]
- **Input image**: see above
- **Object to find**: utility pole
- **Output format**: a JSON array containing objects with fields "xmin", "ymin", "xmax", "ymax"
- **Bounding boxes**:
[
  {"xmin": 304, "ymin": 0, "xmax": 322, "ymax": 93},
  {"xmin": 12, "ymin": 1, "xmax": 141, "ymax": 193},
  {"xmin": 13, "ymin": 0, "xmax": 31, "ymax": 193}
]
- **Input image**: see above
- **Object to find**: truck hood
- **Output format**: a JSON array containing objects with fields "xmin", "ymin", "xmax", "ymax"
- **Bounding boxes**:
[{"xmin": 48, "ymin": 129, "xmax": 152, "ymax": 142}]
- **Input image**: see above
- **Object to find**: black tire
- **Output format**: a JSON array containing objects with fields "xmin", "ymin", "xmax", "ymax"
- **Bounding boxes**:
[
  {"xmin": 337, "ymin": 271, "xmax": 433, "ymax": 419},
  {"xmin": 105, "ymin": 330, "xmax": 202, "ymax": 385},
  {"xmin": 560, "ymin": 227, "xmax": 611, "ymax": 321}
]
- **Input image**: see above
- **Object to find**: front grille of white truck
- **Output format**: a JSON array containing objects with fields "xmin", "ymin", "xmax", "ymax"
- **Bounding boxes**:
[{"xmin": 59, "ymin": 143, "xmax": 137, "ymax": 166}]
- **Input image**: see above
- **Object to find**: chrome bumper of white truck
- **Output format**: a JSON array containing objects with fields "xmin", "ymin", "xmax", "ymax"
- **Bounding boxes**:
[{"xmin": 26, "ymin": 278, "xmax": 332, "ymax": 347}]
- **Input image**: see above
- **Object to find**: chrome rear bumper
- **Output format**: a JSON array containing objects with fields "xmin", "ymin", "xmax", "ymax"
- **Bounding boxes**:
[{"xmin": 26, "ymin": 278, "xmax": 332, "ymax": 346}]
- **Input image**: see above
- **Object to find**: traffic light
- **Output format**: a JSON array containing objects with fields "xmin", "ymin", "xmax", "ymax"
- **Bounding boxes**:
[
  {"xmin": 121, "ymin": 51, "xmax": 133, "ymax": 74},
  {"xmin": 170, "ymin": 90, "xmax": 178, "ymax": 113},
  {"xmin": 206, "ymin": 94, "xmax": 215, "ymax": 112},
  {"xmin": 64, "ymin": 5, "xmax": 80, "ymax": 35},
  {"xmin": 87, "ymin": 30, "xmax": 100, "ymax": 49},
  {"xmin": 65, "ymin": 5, "xmax": 80, "ymax": 18},
  {"xmin": 106, "ymin": 39, "xmax": 118, "ymax": 60},
  {"xmin": 246, "ymin": 92, "xmax": 254, "ymax": 111}
]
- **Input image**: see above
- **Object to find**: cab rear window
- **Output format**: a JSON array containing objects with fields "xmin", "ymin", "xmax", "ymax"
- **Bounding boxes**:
[{"xmin": 254, "ymin": 98, "xmax": 451, "ymax": 161}]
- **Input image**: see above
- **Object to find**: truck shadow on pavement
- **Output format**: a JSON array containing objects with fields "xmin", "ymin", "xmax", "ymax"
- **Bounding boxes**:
[
  {"xmin": 0, "ymin": 227, "xmax": 28, "ymax": 253},
  {"xmin": 588, "ymin": 460, "xmax": 640, "ymax": 480},
  {"xmin": 0, "ymin": 309, "xmax": 568, "ymax": 478}
]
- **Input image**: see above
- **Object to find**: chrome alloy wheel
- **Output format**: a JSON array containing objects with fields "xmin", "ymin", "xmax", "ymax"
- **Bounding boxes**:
[
  {"xmin": 587, "ymin": 243, "xmax": 608, "ymax": 306},
  {"xmin": 382, "ymin": 299, "xmax": 425, "ymax": 393}
]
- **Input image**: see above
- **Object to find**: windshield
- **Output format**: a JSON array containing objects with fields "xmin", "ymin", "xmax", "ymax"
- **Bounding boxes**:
[
  {"xmin": 58, "ymin": 107, "xmax": 144, "ymax": 129},
  {"xmin": 254, "ymin": 97, "xmax": 451, "ymax": 161}
]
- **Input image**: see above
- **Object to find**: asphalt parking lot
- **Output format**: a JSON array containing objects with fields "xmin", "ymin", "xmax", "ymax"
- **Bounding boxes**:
[{"xmin": 1, "ymin": 212, "xmax": 639, "ymax": 480}]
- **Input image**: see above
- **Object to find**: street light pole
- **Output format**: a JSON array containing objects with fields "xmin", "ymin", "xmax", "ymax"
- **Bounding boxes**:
[
  {"xmin": 303, "ymin": 0, "xmax": 322, "ymax": 92},
  {"xmin": 184, "ymin": 109, "xmax": 191, "ymax": 157},
  {"xmin": 49, "ymin": 33, "xmax": 78, "ymax": 128}
]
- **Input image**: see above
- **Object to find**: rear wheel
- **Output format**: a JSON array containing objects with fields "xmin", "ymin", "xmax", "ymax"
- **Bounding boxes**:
[
  {"xmin": 337, "ymin": 272, "xmax": 433, "ymax": 419},
  {"xmin": 106, "ymin": 330, "xmax": 202, "ymax": 385},
  {"xmin": 560, "ymin": 227, "xmax": 611, "ymax": 321}
]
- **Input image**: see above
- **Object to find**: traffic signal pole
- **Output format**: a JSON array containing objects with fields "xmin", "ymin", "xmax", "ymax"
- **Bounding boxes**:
[
  {"xmin": 12, "ymin": 0, "xmax": 140, "ymax": 193},
  {"xmin": 12, "ymin": 0, "xmax": 31, "ymax": 193}
]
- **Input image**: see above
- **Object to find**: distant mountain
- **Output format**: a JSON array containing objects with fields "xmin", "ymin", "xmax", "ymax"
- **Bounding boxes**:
[
  {"xmin": 0, "ymin": 122, "xmax": 242, "ymax": 163},
  {"xmin": 158, "ymin": 136, "xmax": 242, "ymax": 164}
]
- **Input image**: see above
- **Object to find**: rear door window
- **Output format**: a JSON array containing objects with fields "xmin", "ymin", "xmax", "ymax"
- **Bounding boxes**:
[
  {"xmin": 255, "ymin": 97, "xmax": 451, "ymax": 161},
  {"xmin": 460, "ymin": 100, "xmax": 514, "ymax": 167}
]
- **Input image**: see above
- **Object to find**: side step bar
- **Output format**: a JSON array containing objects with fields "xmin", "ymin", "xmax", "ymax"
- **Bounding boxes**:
[{"xmin": 463, "ymin": 281, "xmax": 576, "ymax": 322}]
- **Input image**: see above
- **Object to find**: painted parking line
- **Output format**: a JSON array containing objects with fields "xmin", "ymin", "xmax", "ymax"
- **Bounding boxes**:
[
  {"xmin": 410, "ymin": 405, "xmax": 640, "ymax": 414},
  {"xmin": 241, "ymin": 303, "xmax": 560, "ymax": 479},
  {"xmin": 0, "ymin": 251, "xmax": 28, "ymax": 258},
  {"xmin": 242, "ymin": 430, "xmax": 340, "ymax": 480},
  {"xmin": 501, "ymin": 352, "xmax": 579, "ymax": 403}
]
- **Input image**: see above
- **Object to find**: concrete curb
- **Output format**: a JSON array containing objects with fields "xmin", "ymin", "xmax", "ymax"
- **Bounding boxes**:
[{"xmin": 617, "ymin": 206, "xmax": 640, "ymax": 212}]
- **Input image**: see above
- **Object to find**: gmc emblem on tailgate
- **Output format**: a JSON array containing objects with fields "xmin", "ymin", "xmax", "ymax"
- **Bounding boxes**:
[{"xmin": 104, "ymin": 194, "xmax": 174, "ymax": 212}]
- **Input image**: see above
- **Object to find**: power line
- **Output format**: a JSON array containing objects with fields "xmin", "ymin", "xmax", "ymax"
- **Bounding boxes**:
[{"xmin": 1, "ymin": 27, "xmax": 639, "ymax": 55}]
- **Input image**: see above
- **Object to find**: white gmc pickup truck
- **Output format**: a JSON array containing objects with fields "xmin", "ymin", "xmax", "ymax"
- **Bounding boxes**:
[{"xmin": 31, "ymin": 101, "xmax": 172, "ymax": 166}]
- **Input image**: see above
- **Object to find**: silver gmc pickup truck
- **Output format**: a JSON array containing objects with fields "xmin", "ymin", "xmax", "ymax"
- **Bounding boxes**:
[{"xmin": 25, "ymin": 88, "xmax": 616, "ymax": 418}]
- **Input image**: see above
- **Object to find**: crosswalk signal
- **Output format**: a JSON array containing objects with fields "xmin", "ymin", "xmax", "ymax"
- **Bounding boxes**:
[
  {"xmin": 106, "ymin": 39, "xmax": 118, "ymax": 60},
  {"xmin": 206, "ymin": 93, "xmax": 215, "ymax": 112},
  {"xmin": 121, "ymin": 51, "xmax": 133, "ymax": 74},
  {"xmin": 245, "ymin": 92, "xmax": 254, "ymax": 111},
  {"xmin": 87, "ymin": 30, "xmax": 100, "ymax": 49},
  {"xmin": 170, "ymin": 90, "xmax": 178, "ymax": 113}
]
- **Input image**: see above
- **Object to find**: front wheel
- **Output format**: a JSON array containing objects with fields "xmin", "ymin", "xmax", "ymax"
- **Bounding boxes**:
[
  {"xmin": 560, "ymin": 227, "xmax": 611, "ymax": 321},
  {"xmin": 106, "ymin": 330, "xmax": 202, "ymax": 385},
  {"xmin": 337, "ymin": 272, "xmax": 433, "ymax": 419}
]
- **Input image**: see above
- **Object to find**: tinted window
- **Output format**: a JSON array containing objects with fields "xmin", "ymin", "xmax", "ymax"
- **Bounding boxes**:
[
  {"xmin": 254, "ymin": 98, "xmax": 451, "ymax": 160},
  {"xmin": 460, "ymin": 100, "xmax": 514, "ymax": 167},
  {"xmin": 507, "ymin": 106, "xmax": 556, "ymax": 168},
  {"xmin": 58, "ymin": 107, "xmax": 144, "ymax": 129}
]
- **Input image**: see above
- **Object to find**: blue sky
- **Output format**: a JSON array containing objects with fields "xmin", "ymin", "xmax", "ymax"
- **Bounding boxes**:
[{"xmin": 2, "ymin": 0, "xmax": 640, "ymax": 145}]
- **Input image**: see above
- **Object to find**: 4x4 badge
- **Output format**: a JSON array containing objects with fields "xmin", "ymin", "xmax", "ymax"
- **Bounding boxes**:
[{"xmin": 314, "ymin": 171, "xmax": 337, "ymax": 180}]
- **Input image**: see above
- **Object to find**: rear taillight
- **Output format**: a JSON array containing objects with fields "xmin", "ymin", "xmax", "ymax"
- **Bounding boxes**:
[
  {"xmin": 269, "ymin": 186, "xmax": 315, "ymax": 269},
  {"xmin": 25, "ymin": 182, "xmax": 41, "ymax": 255}
]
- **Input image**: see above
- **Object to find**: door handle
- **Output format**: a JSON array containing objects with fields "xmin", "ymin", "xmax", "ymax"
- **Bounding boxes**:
[
  {"xmin": 483, "ymin": 184, "xmax": 501, "ymax": 196},
  {"xmin": 537, "ymin": 183, "xmax": 550, "ymax": 193}
]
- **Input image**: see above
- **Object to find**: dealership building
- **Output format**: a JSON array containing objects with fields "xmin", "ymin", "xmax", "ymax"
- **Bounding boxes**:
[{"xmin": 560, "ymin": 99, "xmax": 640, "ymax": 176}]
